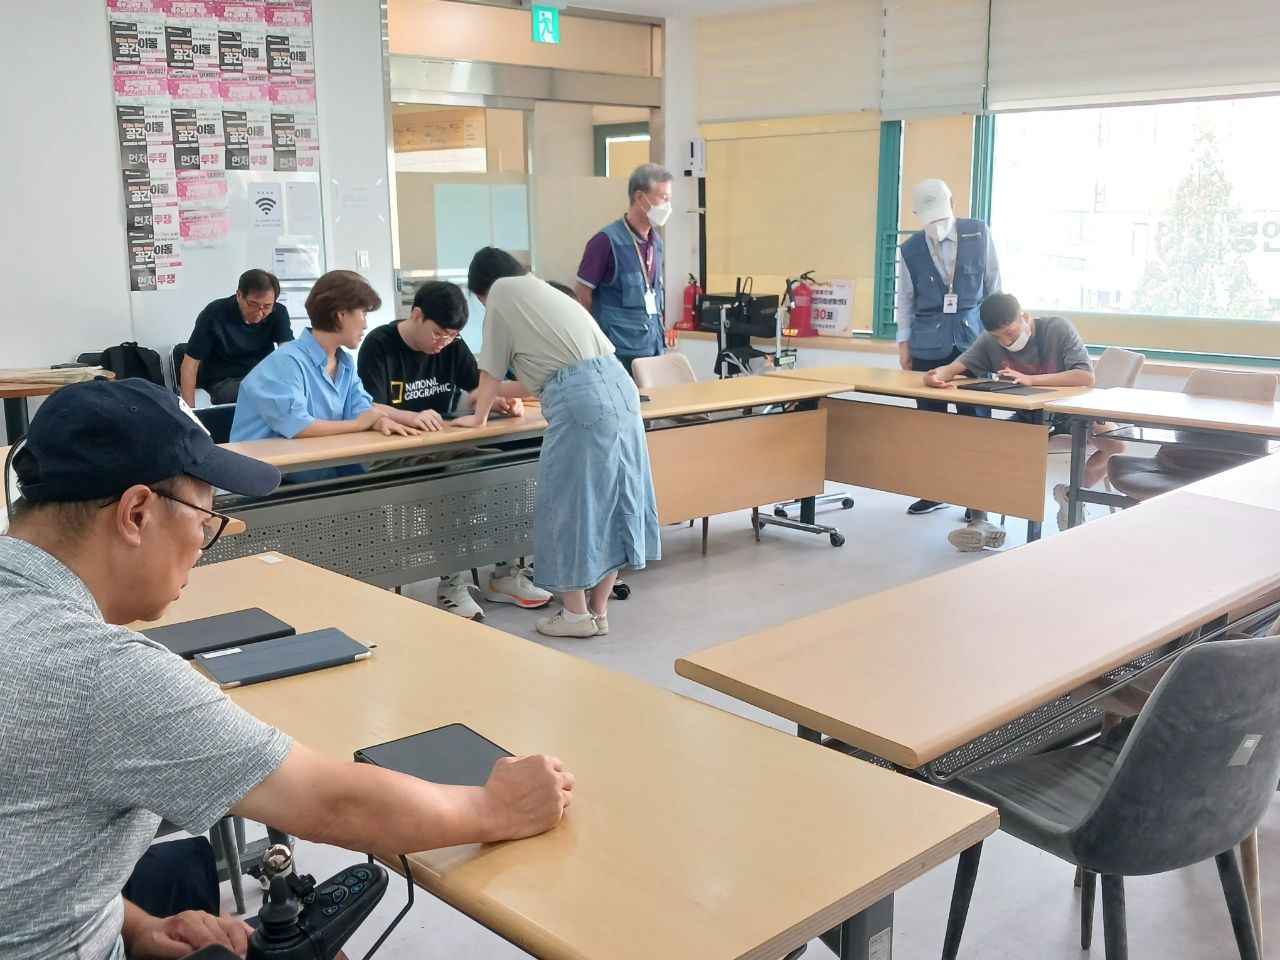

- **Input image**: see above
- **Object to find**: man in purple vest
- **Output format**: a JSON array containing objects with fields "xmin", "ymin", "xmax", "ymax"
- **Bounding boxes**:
[
  {"xmin": 574, "ymin": 163, "xmax": 675, "ymax": 374},
  {"xmin": 895, "ymin": 178, "xmax": 1003, "ymax": 541}
]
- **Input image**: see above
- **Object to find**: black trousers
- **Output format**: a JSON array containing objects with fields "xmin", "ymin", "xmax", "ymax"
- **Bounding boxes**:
[
  {"xmin": 123, "ymin": 837, "xmax": 220, "ymax": 919},
  {"xmin": 910, "ymin": 348, "xmax": 992, "ymax": 419},
  {"xmin": 208, "ymin": 378, "xmax": 243, "ymax": 406}
]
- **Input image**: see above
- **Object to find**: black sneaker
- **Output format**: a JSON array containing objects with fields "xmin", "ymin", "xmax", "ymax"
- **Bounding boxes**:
[
  {"xmin": 907, "ymin": 499, "xmax": 948, "ymax": 515},
  {"xmin": 964, "ymin": 508, "xmax": 977, "ymax": 523}
]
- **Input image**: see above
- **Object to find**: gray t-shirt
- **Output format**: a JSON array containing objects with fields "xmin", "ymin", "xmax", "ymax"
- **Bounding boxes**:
[
  {"xmin": 0, "ymin": 537, "xmax": 292, "ymax": 960},
  {"xmin": 957, "ymin": 315, "xmax": 1092, "ymax": 379},
  {"xmin": 476, "ymin": 274, "xmax": 614, "ymax": 396}
]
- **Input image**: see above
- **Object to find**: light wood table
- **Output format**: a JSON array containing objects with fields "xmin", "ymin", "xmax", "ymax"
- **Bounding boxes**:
[
  {"xmin": 0, "ymin": 369, "xmax": 111, "ymax": 442},
  {"xmin": 771, "ymin": 364, "xmax": 1086, "ymax": 412},
  {"xmin": 639, "ymin": 378, "xmax": 834, "ymax": 540},
  {"xmin": 770, "ymin": 365, "xmax": 1087, "ymax": 537},
  {"xmin": 205, "ymin": 376, "xmax": 844, "ymax": 585},
  {"xmin": 1178, "ymin": 452, "xmax": 1280, "ymax": 512},
  {"xmin": 1046, "ymin": 387, "xmax": 1280, "ymax": 527},
  {"xmin": 224, "ymin": 411, "xmax": 549, "ymax": 473},
  {"xmin": 676, "ymin": 491, "xmax": 1280, "ymax": 772},
  {"xmin": 145, "ymin": 554, "xmax": 997, "ymax": 960}
]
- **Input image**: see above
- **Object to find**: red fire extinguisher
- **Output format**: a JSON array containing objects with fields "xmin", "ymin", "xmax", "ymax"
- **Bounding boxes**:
[
  {"xmin": 677, "ymin": 273, "xmax": 702, "ymax": 331},
  {"xmin": 783, "ymin": 271, "xmax": 819, "ymax": 338}
]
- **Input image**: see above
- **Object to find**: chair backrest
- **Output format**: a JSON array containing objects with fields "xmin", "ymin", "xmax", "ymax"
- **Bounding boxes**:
[
  {"xmin": 1092, "ymin": 347, "xmax": 1145, "ymax": 389},
  {"xmin": 100, "ymin": 342, "xmax": 165, "ymax": 386},
  {"xmin": 170, "ymin": 343, "xmax": 187, "ymax": 394},
  {"xmin": 193, "ymin": 404, "xmax": 235, "ymax": 444},
  {"xmin": 1184, "ymin": 368, "xmax": 1278, "ymax": 403},
  {"xmin": 1071, "ymin": 635, "xmax": 1280, "ymax": 875},
  {"xmin": 631, "ymin": 353, "xmax": 697, "ymax": 389}
]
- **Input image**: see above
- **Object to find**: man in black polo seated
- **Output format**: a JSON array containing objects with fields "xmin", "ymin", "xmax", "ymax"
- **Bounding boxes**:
[{"xmin": 182, "ymin": 270, "xmax": 294, "ymax": 407}]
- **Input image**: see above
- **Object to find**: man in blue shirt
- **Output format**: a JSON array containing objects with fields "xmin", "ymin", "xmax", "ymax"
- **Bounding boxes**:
[{"xmin": 894, "ymin": 178, "xmax": 1002, "ymax": 536}]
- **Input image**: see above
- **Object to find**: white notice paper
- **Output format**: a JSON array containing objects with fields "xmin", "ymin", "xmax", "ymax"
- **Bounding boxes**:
[
  {"xmin": 285, "ymin": 179, "xmax": 322, "ymax": 235},
  {"xmin": 249, "ymin": 181, "xmax": 284, "ymax": 233},
  {"xmin": 272, "ymin": 244, "xmax": 321, "ymax": 280}
]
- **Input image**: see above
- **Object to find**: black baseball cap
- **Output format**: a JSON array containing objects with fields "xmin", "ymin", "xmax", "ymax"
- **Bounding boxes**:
[{"xmin": 14, "ymin": 378, "xmax": 280, "ymax": 503}]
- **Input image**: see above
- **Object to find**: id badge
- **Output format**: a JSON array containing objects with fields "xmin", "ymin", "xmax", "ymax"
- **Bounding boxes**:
[
  {"xmin": 644, "ymin": 290, "xmax": 658, "ymax": 316},
  {"xmin": 943, "ymin": 292, "xmax": 959, "ymax": 314}
]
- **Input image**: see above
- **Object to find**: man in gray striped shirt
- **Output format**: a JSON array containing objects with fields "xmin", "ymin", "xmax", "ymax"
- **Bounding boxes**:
[{"xmin": 0, "ymin": 379, "xmax": 574, "ymax": 960}]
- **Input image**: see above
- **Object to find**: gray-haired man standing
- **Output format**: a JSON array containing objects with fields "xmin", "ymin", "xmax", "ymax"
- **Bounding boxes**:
[{"xmin": 574, "ymin": 163, "xmax": 675, "ymax": 374}]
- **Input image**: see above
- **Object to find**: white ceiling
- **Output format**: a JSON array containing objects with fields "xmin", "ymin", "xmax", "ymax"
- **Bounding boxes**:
[{"xmin": 570, "ymin": 0, "xmax": 816, "ymax": 19}]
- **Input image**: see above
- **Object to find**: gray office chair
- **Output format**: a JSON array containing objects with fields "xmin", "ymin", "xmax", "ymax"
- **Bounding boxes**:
[
  {"xmin": 1107, "ymin": 369, "xmax": 1277, "ymax": 502},
  {"xmin": 942, "ymin": 634, "xmax": 1280, "ymax": 960},
  {"xmin": 193, "ymin": 404, "xmax": 235, "ymax": 444}
]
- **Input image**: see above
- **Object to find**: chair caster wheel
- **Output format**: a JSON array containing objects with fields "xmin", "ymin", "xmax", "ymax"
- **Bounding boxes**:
[
  {"xmin": 612, "ymin": 582, "xmax": 631, "ymax": 600},
  {"xmin": 829, "ymin": 532, "xmax": 846, "ymax": 547},
  {"xmin": 841, "ymin": 497, "xmax": 855, "ymax": 510}
]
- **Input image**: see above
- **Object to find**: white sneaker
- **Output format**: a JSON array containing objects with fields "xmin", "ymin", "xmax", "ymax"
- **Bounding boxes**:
[
  {"xmin": 535, "ymin": 611, "xmax": 599, "ymax": 638},
  {"xmin": 486, "ymin": 567, "xmax": 552, "ymax": 609},
  {"xmin": 948, "ymin": 519, "xmax": 1007, "ymax": 552},
  {"xmin": 592, "ymin": 614, "xmax": 609, "ymax": 636},
  {"xmin": 1053, "ymin": 483, "xmax": 1071, "ymax": 531},
  {"xmin": 438, "ymin": 582, "xmax": 483, "ymax": 621}
]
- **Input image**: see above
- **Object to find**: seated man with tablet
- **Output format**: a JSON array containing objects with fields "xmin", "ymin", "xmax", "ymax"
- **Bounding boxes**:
[
  {"xmin": 923, "ymin": 293, "xmax": 1096, "ymax": 551},
  {"xmin": 0, "ymin": 378, "xmax": 574, "ymax": 960}
]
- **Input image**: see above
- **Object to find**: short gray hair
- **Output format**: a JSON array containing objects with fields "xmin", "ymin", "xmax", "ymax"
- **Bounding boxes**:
[{"xmin": 628, "ymin": 163, "xmax": 673, "ymax": 202}]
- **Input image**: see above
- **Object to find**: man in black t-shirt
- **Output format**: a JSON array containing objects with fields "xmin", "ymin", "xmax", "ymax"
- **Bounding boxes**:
[
  {"xmin": 357, "ymin": 281, "xmax": 550, "ymax": 622},
  {"xmin": 182, "ymin": 269, "xmax": 293, "ymax": 406}
]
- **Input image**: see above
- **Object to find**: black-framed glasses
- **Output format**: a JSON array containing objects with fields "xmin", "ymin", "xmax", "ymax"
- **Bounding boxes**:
[{"xmin": 99, "ymin": 487, "xmax": 232, "ymax": 551}]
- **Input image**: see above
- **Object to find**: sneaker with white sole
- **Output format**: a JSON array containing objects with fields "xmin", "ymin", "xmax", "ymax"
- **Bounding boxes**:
[
  {"xmin": 908, "ymin": 499, "xmax": 948, "ymax": 515},
  {"xmin": 535, "ymin": 610, "xmax": 600, "ymax": 638},
  {"xmin": 948, "ymin": 519, "xmax": 1007, "ymax": 552},
  {"xmin": 486, "ymin": 567, "xmax": 552, "ymax": 609},
  {"xmin": 1053, "ymin": 483, "xmax": 1072, "ymax": 531},
  {"xmin": 592, "ymin": 614, "xmax": 609, "ymax": 636},
  {"xmin": 438, "ymin": 582, "xmax": 483, "ymax": 621}
]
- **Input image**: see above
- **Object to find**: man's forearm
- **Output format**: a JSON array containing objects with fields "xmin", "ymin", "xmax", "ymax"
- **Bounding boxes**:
[
  {"xmin": 1028, "ymin": 369, "xmax": 1093, "ymax": 387},
  {"xmin": 238, "ymin": 762, "xmax": 503, "ymax": 861},
  {"xmin": 120, "ymin": 899, "xmax": 152, "ymax": 950},
  {"xmin": 179, "ymin": 365, "xmax": 198, "ymax": 408}
]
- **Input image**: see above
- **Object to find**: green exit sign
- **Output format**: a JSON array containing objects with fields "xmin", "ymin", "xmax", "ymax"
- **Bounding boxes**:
[{"xmin": 531, "ymin": 5, "xmax": 560, "ymax": 44}]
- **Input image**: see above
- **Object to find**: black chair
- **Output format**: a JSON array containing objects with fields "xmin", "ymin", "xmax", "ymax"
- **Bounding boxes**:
[
  {"xmin": 194, "ymin": 404, "xmax": 235, "ymax": 444},
  {"xmin": 943, "ymin": 635, "xmax": 1280, "ymax": 960},
  {"xmin": 171, "ymin": 342, "xmax": 188, "ymax": 394}
]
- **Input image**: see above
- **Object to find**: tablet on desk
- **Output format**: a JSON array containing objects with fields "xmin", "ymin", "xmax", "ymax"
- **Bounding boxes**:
[
  {"xmin": 954, "ymin": 380, "xmax": 1055, "ymax": 397},
  {"xmin": 355, "ymin": 723, "xmax": 511, "ymax": 787},
  {"xmin": 194, "ymin": 627, "xmax": 370, "ymax": 689},
  {"xmin": 142, "ymin": 607, "xmax": 295, "ymax": 659}
]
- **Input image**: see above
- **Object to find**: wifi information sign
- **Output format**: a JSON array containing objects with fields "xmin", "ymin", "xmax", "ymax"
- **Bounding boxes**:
[{"xmin": 249, "ymin": 181, "xmax": 284, "ymax": 233}]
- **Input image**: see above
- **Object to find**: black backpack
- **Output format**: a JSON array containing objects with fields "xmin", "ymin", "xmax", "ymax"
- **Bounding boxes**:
[{"xmin": 99, "ymin": 341, "xmax": 165, "ymax": 386}]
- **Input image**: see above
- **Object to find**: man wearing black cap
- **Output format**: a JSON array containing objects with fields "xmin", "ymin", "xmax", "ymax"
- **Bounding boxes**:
[{"xmin": 0, "ymin": 379, "xmax": 575, "ymax": 960}]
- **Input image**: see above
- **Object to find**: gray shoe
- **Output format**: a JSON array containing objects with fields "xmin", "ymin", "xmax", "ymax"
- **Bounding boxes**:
[{"xmin": 948, "ymin": 519, "xmax": 1007, "ymax": 552}]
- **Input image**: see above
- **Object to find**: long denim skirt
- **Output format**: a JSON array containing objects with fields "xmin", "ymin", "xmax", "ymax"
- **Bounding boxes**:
[{"xmin": 533, "ymin": 354, "xmax": 660, "ymax": 593}]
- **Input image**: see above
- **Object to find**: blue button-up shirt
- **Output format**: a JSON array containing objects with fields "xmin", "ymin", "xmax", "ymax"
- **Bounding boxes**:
[{"xmin": 231, "ymin": 328, "xmax": 374, "ymax": 441}]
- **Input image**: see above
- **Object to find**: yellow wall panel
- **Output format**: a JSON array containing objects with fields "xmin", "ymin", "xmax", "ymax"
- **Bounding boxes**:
[{"xmin": 899, "ymin": 115, "xmax": 974, "ymax": 228}]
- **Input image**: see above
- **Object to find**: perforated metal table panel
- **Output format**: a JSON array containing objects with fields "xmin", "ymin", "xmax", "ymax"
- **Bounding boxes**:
[{"xmin": 205, "ymin": 458, "xmax": 538, "ymax": 588}]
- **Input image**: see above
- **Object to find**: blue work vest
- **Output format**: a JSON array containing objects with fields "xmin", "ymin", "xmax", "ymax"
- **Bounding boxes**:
[
  {"xmin": 901, "ymin": 218, "xmax": 991, "ymax": 361},
  {"xmin": 591, "ymin": 218, "xmax": 665, "ymax": 360}
]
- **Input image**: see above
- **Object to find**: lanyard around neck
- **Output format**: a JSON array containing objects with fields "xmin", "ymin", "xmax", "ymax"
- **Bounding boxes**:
[{"xmin": 626, "ymin": 218, "xmax": 654, "ymax": 293}]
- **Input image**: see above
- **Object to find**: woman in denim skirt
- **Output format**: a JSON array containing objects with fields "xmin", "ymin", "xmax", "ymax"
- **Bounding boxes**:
[{"xmin": 452, "ymin": 248, "xmax": 660, "ymax": 639}]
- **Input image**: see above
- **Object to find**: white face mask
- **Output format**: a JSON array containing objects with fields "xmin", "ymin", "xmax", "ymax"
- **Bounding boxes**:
[
  {"xmin": 646, "ymin": 200, "xmax": 673, "ymax": 228},
  {"xmin": 929, "ymin": 216, "xmax": 955, "ymax": 241},
  {"xmin": 1006, "ymin": 323, "xmax": 1032, "ymax": 352}
]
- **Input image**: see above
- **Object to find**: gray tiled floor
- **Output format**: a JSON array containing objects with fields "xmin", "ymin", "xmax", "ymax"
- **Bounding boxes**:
[{"xmin": 220, "ymin": 463, "xmax": 1274, "ymax": 959}]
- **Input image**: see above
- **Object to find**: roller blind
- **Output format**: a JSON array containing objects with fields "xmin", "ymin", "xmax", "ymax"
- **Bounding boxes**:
[
  {"xmin": 696, "ymin": 0, "xmax": 881, "ymax": 123},
  {"xmin": 988, "ymin": 0, "xmax": 1280, "ymax": 112},
  {"xmin": 879, "ymin": 0, "xmax": 989, "ymax": 119}
]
